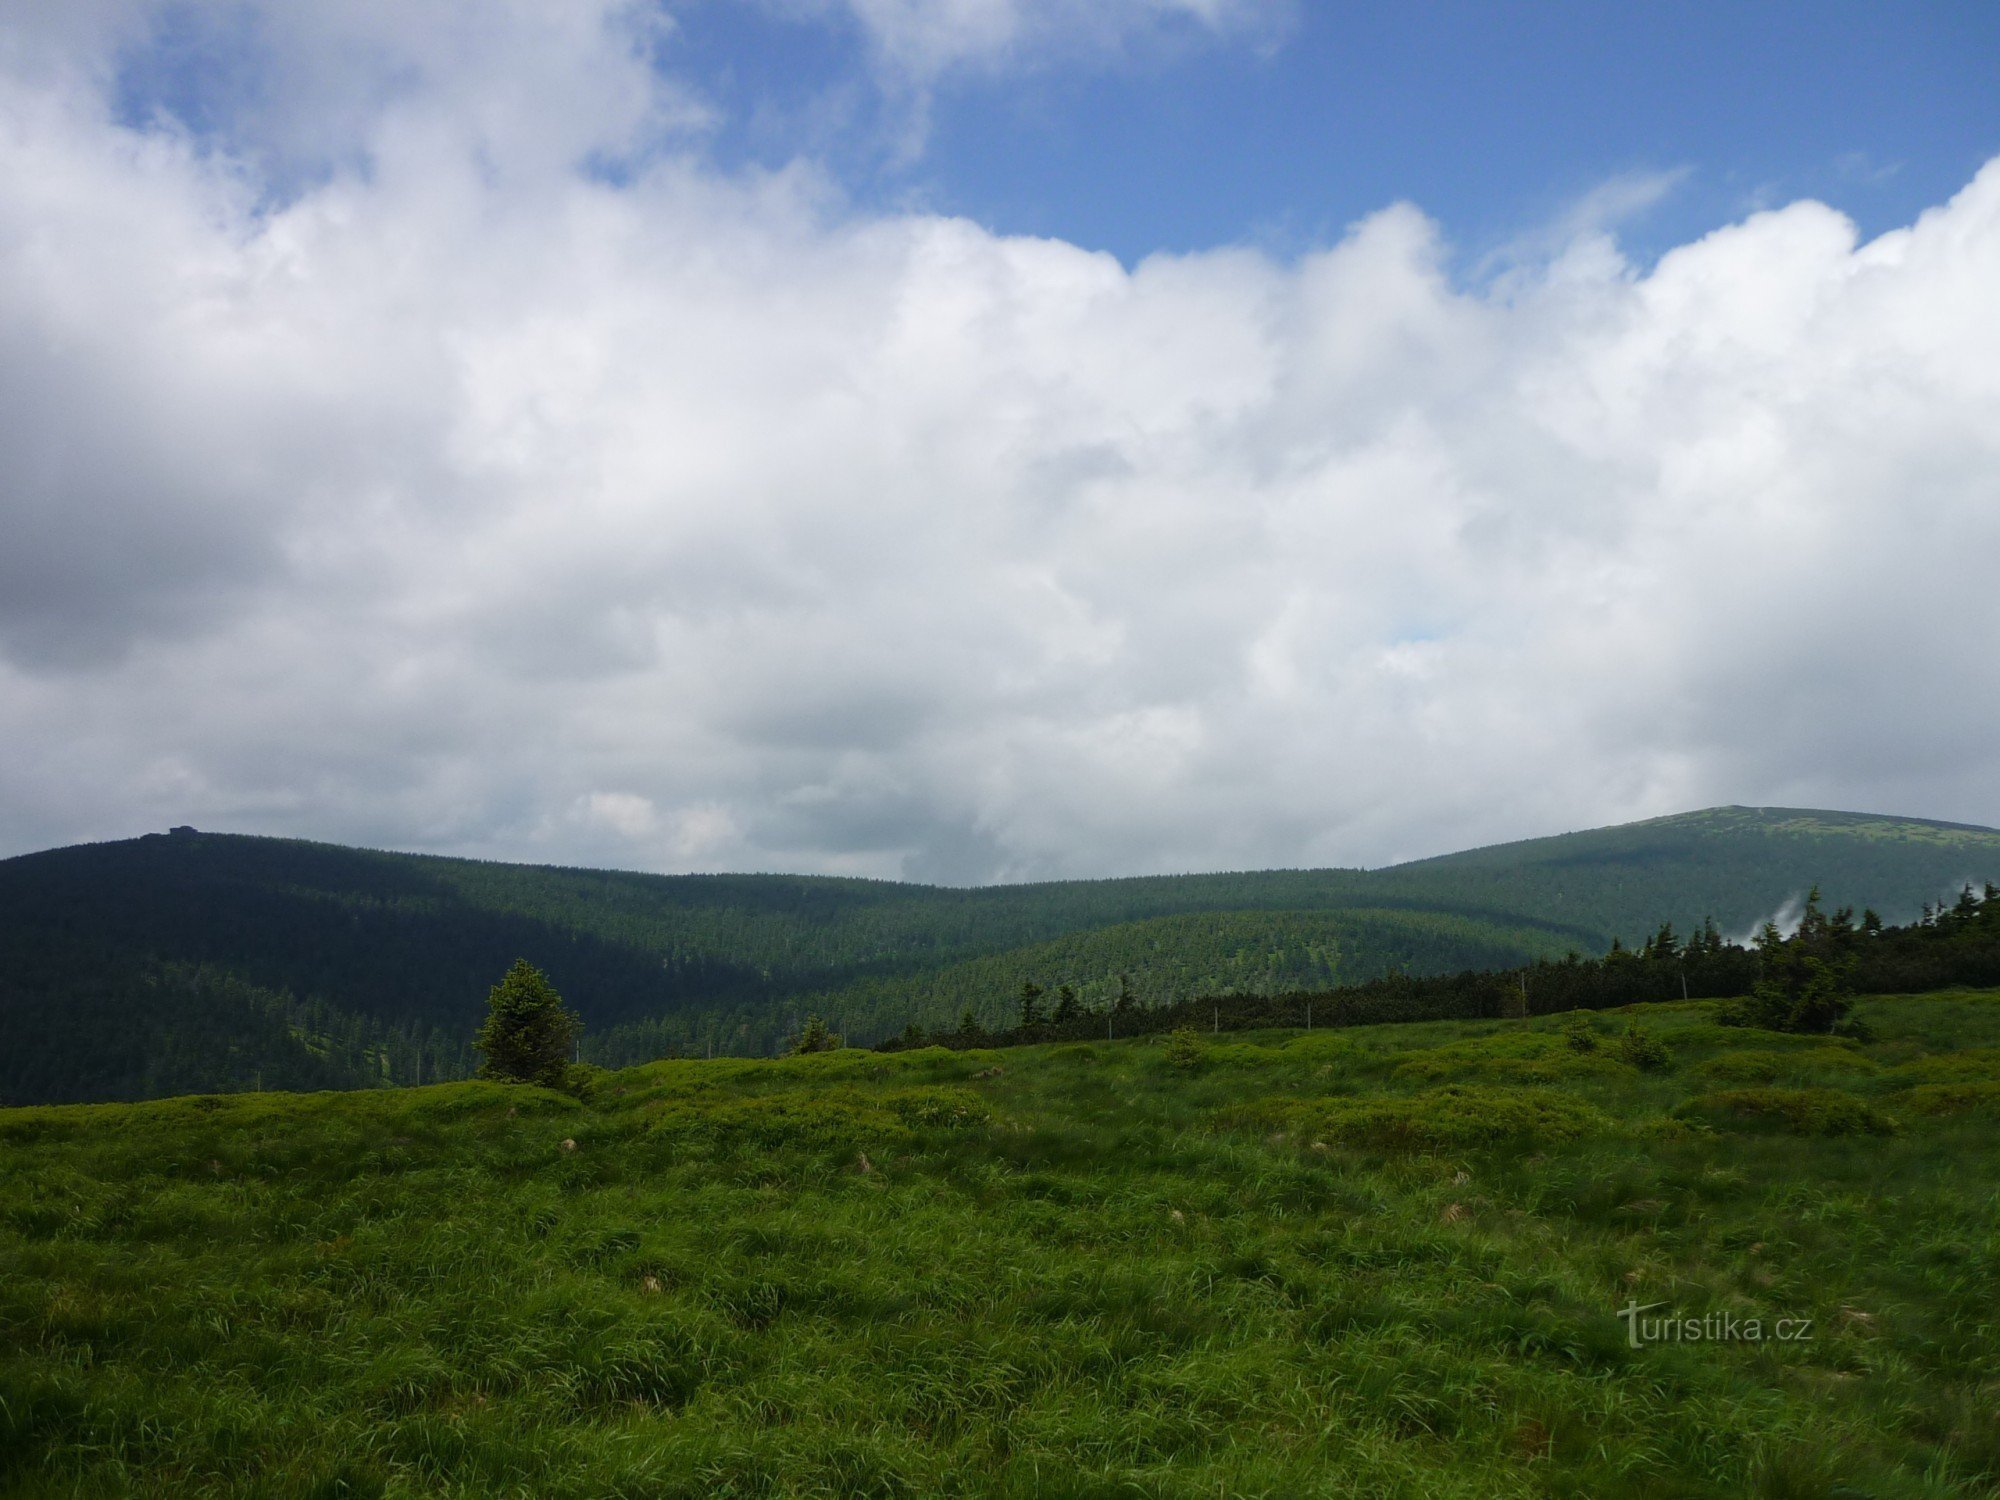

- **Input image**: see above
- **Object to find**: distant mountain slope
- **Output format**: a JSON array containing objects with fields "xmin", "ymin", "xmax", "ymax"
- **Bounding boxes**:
[
  {"xmin": 1376, "ymin": 806, "xmax": 2000, "ymax": 939},
  {"xmin": 3, "ymin": 806, "xmax": 1996, "ymax": 1102}
]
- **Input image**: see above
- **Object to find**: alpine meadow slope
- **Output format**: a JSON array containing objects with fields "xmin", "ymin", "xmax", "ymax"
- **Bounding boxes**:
[
  {"xmin": 5, "ymin": 988, "xmax": 2000, "ymax": 1495},
  {"xmin": 4, "ymin": 806, "xmax": 1999, "ymax": 1104}
]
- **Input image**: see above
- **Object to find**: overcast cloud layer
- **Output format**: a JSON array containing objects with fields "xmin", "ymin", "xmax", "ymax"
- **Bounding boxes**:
[{"xmin": 2, "ymin": 3, "xmax": 1997, "ymax": 882}]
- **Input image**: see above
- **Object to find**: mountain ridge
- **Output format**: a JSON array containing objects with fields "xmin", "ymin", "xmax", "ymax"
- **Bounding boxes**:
[
  {"xmin": 5, "ymin": 804, "xmax": 1997, "ymax": 1103},
  {"xmin": 1385, "ymin": 804, "xmax": 2000, "ymax": 870},
  {"xmin": 23, "ymin": 799, "xmax": 1998, "ymax": 887}
]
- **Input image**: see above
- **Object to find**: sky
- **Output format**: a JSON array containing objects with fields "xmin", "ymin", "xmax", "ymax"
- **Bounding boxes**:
[{"xmin": 1, "ymin": 2, "xmax": 1997, "ymax": 883}]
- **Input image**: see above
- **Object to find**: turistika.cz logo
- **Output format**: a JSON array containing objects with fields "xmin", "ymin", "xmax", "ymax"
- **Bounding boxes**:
[{"xmin": 1617, "ymin": 1301, "xmax": 1815, "ymax": 1349}]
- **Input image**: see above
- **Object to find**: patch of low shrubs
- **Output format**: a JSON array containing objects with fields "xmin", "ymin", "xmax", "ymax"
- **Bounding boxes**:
[
  {"xmin": 0, "ymin": 1108, "xmax": 89, "ymax": 1146},
  {"xmin": 1280, "ymin": 1033, "xmax": 1355, "ymax": 1065},
  {"xmin": 1201, "ymin": 1041, "xmax": 1294, "ymax": 1069},
  {"xmin": 645, "ymin": 1091, "xmax": 913, "ymax": 1152},
  {"xmin": 405, "ymin": 1080, "xmax": 583, "ymax": 1121},
  {"xmin": 562, "ymin": 1062, "xmax": 611, "ymax": 1100},
  {"xmin": 883, "ymin": 1087, "xmax": 990, "ymax": 1130},
  {"xmin": 1692, "ymin": 1051, "xmax": 1784, "ymax": 1085},
  {"xmin": 1673, "ymin": 1087, "xmax": 1893, "ymax": 1137},
  {"xmin": 1240, "ymin": 1084, "xmax": 1614, "ymax": 1153},
  {"xmin": 1392, "ymin": 1031, "xmax": 1628, "ymax": 1085},
  {"xmin": 639, "ymin": 1081, "xmax": 994, "ymax": 1150},
  {"xmin": 1890, "ymin": 1081, "xmax": 2000, "ymax": 1118},
  {"xmin": 1693, "ymin": 1047, "xmax": 1876, "ymax": 1085},
  {"xmin": 1630, "ymin": 1115, "xmax": 1703, "ymax": 1142},
  {"xmin": 1671, "ymin": 1022, "xmax": 1851, "ymax": 1053},
  {"xmin": 1790, "ymin": 1046, "xmax": 1879, "ymax": 1073},
  {"xmin": 1886, "ymin": 1048, "xmax": 2000, "ymax": 1085}
]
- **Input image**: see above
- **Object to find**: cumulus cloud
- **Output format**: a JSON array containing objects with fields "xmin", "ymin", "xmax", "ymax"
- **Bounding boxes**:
[{"xmin": 1, "ymin": 5, "xmax": 1998, "ymax": 881}]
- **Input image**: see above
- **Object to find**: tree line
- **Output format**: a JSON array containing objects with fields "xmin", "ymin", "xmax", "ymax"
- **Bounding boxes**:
[{"xmin": 874, "ymin": 885, "xmax": 2000, "ymax": 1051}]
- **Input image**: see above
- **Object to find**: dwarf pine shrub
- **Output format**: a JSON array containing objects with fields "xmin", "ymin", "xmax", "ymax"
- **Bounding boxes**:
[
  {"xmin": 1166, "ymin": 1026, "xmax": 1204, "ymax": 1070},
  {"xmin": 1559, "ymin": 1013, "xmax": 1599, "ymax": 1053},
  {"xmin": 1614, "ymin": 1024, "xmax": 1671, "ymax": 1072}
]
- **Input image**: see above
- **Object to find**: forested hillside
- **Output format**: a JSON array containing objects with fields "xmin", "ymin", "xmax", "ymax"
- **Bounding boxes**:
[
  {"xmin": 3, "ymin": 807, "xmax": 1997, "ymax": 1103},
  {"xmin": 588, "ymin": 906, "xmax": 1584, "ymax": 1067},
  {"xmin": 1377, "ymin": 806, "xmax": 2000, "ymax": 936}
]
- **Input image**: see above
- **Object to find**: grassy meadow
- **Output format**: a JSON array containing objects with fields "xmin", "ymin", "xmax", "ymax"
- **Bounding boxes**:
[{"xmin": 5, "ymin": 992, "xmax": 2000, "ymax": 1497}]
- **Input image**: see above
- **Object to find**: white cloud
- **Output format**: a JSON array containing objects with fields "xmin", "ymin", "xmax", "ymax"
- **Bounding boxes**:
[
  {"xmin": 839, "ymin": 0, "xmax": 1292, "ymax": 83},
  {"xmin": 1477, "ymin": 166, "xmax": 1693, "ymax": 286},
  {"xmin": 811, "ymin": 0, "xmax": 1293, "ymax": 155},
  {"xmin": 1, "ymin": 7, "xmax": 1998, "ymax": 881},
  {"xmin": 15, "ymin": 1, "xmax": 708, "ymax": 188},
  {"xmin": 578, "ymin": 791, "xmax": 661, "ymax": 840}
]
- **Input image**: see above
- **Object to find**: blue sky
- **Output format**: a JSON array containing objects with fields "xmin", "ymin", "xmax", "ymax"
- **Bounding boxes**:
[
  {"xmin": 4, "ymin": 2, "xmax": 2000, "ymax": 878},
  {"xmin": 672, "ymin": 1, "xmax": 2000, "ymax": 267}
]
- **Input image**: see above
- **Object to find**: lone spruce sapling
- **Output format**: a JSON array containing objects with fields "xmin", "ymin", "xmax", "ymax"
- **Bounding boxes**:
[
  {"xmin": 788, "ymin": 1015, "xmax": 843, "ymax": 1054},
  {"xmin": 474, "ymin": 959, "xmax": 580, "ymax": 1087},
  {"xmin": 1560, "ymin": 1013, "xmax": 1599, "ymax": 1053}
]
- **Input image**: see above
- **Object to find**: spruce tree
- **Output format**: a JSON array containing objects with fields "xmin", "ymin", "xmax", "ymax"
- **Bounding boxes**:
[
  {"xmin": 1052, "ymin": 985, "xmax": 1080, "ymax": 1024},
  {"xmin": 1728, "ymin": 888, "xmax": 1855, "ymax": 1033},
  {"xmin": 474, "ymin": 959, "xmax": 579, "ymax": 1087},
  {"xmin": 787, "ymin": 1015, "xmax": 842, "ymax": 1054}
]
